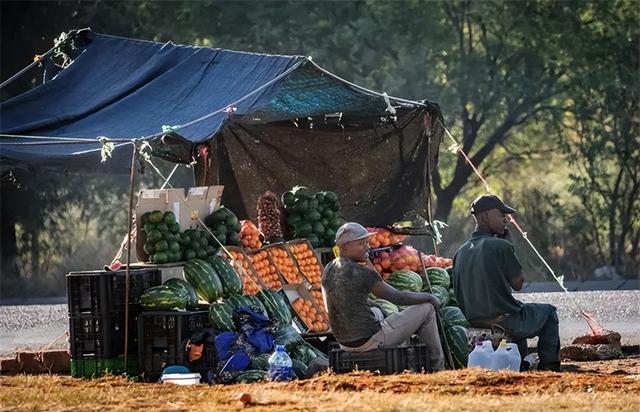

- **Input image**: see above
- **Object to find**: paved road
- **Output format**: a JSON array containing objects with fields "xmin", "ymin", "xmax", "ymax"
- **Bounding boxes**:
[{"xmin": 1, "ymin": 290, "xmax": 638, "ymax": 357}]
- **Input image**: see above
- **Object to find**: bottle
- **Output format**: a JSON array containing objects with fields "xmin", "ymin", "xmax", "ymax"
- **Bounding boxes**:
[
  {"xmin": 490, "ymin": 339, "xmax": 520, "ymax": 371},
  {"xmin": 268, "ymin": 344, "xmax": 294, "ymax": 382},
  {"xmin": 468, "ymin": 340, "xmax": 494, "ymax": 369},
  {"xmin": 505, "ymin": 343, "xmax": 522, "ymax": 372}
]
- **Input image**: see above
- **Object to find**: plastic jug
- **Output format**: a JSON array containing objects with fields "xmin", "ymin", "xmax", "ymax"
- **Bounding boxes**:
[
  {"xmin": 467, "ymin": 340, "xmax": 494, "ymax": 369},
  {"xmin": 489, "ymin": 339, "xmax": 521, "ymax": 371},
  {"xmin": 268, "ymin": 344, "xmax": 295, "ymax": 382}
]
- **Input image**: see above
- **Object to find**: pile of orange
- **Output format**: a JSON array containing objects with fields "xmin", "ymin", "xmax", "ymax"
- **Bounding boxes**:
[
  {"xmin": 288, "ymin": 242, "xmax": 322, "ymax": 286},
  {"xmin": 291, "ymin": 297, "xmax": 329, "ymax": 332},
  {"xmin": 240, "ymin": 220, "xmax": 262, "ymax": 250},
  {"xmin": 367, "ymin": 228, "xmax": 405, "ymax": 248},
  {"xmin": 225, "ymin": 250, "xmax": 261, "ymax": 295},
  {"xmin": 309, "ymin": 288, "xmax": 327, "ymax": 312},
  {"xmin": 268, "ymin": 247, "xmax": 302, "ymax": 284},
  {"xmin": 248, "ymin": 250, "xmax": 281, "ymax": 290}
]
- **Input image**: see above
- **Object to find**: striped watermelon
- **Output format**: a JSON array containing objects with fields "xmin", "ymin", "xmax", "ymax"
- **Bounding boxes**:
[
  {"xmin": 183, "ymin": 259, "xmax": 223, "ymax": 302},
  {"xmin": 206, "ymin": 255, "xmax": 243, "ymax": 296},
  {"xmin": 429, "ymin": 285, "xmax": 450, "ymax": 306},
  {"xmin": 371, "ymin": 298, "xmax": 399, "ymax": 317},
  {"xmin": 140, "ymin": 285, "xmax": 189, "ymax": 311},
  {"xmin": 444, "ymin": 324, "xmax": 469, "ymax": 369},
  {"xmin": 163, "ymin": 278, "xmax": 198, "ymax": 310},
  {"xmin": 426, "ymin": 267, "xmax": 451, "ymax": 288},
  {"xmin": 257, "ymin": 290, "xmax": 292, "ymax": 324},
  {"xmin": 234, "ymin": 370, "xmax": 268, "ymax": 383},
  {"xmin": 440, "ymin": 306, "xmax": 469, "ymax": 327},
  {"xmin": 274, "ymin": 325, "xmax": 303, "ymax": 350},
  {"xmin": 447, "ymin": 288, "xmax": 458, "ymax": 307},
  {"xmin": 208, "ymin": 301, "xmax": 235, "ymax": 331},
  {"xmin": 291, "ymin": 359, "xmax": 307, "ymax": 379},
  {"xmin": 386, "ymin": 270, "xmax": 423, "ymax": 292},
  {"xmin": 249, "ymin": 353, "xmax": 271, "ymax": 371},
  {"xmin": 226, "ymin": 294, "xmax": 267, "ymax": 315}
]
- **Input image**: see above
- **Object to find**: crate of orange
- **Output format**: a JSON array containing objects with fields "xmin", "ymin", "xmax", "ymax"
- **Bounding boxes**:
[
  {"xmin": 219, "ymin": 247, "xmax": 264, "ymax": 296},
  {"xmin": 246, "ymin": 249, "xmax": 282, "ymax": 291},
  {"xmin": 282, "ymin": 284, "xmax": 330, "ymax": 333},
  {"xmin": 309, "ymin": 287, "xmax": 328, "ymax": 314},
  {"xmin": 366, "ymin": 227, "xmax": 406, "ymax": 248},
  {"xmin": 284, "ymin": 239, "xmax": 324, "ymax": 288},
  {"xmin": 264, "ymin": 244, "xmax": 305, "ymax": 285}
]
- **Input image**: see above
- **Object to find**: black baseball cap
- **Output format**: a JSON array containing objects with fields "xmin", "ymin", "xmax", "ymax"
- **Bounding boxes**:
[{"xmin": 470, "ymin": 194, "xmax": 517, "ymax": 215}]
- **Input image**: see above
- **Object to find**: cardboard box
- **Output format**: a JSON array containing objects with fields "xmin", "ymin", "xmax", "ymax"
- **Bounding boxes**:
[
  {"xmin": 284, "ymin": 239, "xmax": 324, "ymax": 288},
  {"xmin": 135, "ymin": 186, "xmax": 224, "ymax": 262},
  {"xmin": 282, "ymin": 283, "xmax": 330, "ymax": 334},
  {"xmin": 264, "ymin": 243, "xmax": 306, "ymax": 285},
  {"xmin": 219, "ymin": 246, "xmax": 267, "ymax": 295}
]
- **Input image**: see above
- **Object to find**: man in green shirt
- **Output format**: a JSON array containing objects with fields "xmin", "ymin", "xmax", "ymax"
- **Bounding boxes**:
[
  {"xmin": 452, "ymin": 195, "xmax": 560, "ymax": 371},
  {"xmin": 322, "ymin": 222, "xmax": 445, "ymax": 371}
]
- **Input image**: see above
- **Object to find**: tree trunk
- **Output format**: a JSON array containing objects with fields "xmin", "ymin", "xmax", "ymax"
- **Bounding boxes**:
[{"xmin": 0, "ymin": 186, "xmax": 19, "ymax": 280}]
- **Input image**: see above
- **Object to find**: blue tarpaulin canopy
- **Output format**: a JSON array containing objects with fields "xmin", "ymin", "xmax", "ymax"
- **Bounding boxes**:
[
  {"xmin": 0, "ymin": 30, "xmax": 444, "ymax": 224},
  {"xmin": 0, "ymin": 29, "xmax": 432, "ymax": 173}
]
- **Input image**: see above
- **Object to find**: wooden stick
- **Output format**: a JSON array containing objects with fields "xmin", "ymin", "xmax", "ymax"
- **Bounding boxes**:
[{"xmin": 418, "ymin": 250, "xmax": 455, "ymax": 370}]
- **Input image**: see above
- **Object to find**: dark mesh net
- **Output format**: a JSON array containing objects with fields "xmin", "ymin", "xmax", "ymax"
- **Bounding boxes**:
[{"xmin": 198, "ymin": 106, "xmax": 442, "ymax": 226}]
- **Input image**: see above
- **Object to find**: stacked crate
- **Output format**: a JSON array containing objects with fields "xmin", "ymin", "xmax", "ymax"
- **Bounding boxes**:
[{"xmin": 66, "ymin": 269, "xmax": 161, "ymax": 378}]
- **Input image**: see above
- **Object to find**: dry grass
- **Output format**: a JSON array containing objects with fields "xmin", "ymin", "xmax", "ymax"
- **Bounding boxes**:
[{"xmin": 1, "ymin": 369, "xmax": 639, "ymax": 412}]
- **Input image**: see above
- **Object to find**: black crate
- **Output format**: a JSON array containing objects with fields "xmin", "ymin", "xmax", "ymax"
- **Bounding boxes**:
[
  {"xmin": 69, "ymin": 312, "xmax": 138, "ymax": 359},
  {"xmin": 329, "ymin": 344, "xmax": 430, "ymax": 374},
  {"xmin": 67, "ymin": 269, "xmax": 161, "ymax": 315},
  {"xmin": 137, "ymin": 311, "xmax": 213, "ymax": 381}
]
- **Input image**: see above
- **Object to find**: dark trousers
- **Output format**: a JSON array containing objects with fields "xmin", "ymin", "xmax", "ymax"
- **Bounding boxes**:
[{"xmin": 498, "ymin": 303, "xmax": 560, "ymax": 370}]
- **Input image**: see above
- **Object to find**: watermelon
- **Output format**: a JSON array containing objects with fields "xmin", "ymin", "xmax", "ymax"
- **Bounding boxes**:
[
  {"xmin": 291, "ymin": 344, "xmax": 318, "ymax": 365},
  {"xmin": 386, "ymin": 270, "xmax": 423, "ymax": 292},
  {"xmin": 183, "ymin": 259, "xmax": 223, "ymax": 303},
  {"xmin": 234, "ymin": 370, "xmax": 268, "ymax": 383},
  {"xmin": 444, "ymin": 325, "xmax": 469, "ymax": 369},
  {"xmin": 226, "ymin": 294, "xmax": 267, "ymax": 315},
  {"xmin": 447, "ymin": 289, "xmax": 458, "ymax": 307},
  {"xmin": 206, "ymin": 255, "xmax": 243, "ymax": 296},
  {"xmin": 371, "ymin": 298, "xmax": 399, "ymax": 317},
  {"xmin": 208, "ymin": 301, "xmax": 235, "ymax": 331},
  {"xmin": 426, "ymin": 267, "xmax": 451, "ymax": 288},
  {"xmin": 274, "ymin": 325, "xmax": 303, "ymax": 351},
  {"xmin": 257, "ymin": 290, "xmax": 293, "ymax": 325},
  {"xmin": 291, "ymin": 359, "xmax": 307, "ymax": 379},
  {"xmin": 163, "ymin": 278, "xmax": 198, "ymax": 310},
  {"xmin": 140, "ymin": 285, "xmax": 189, "ymax": 311},
  {"xmin": 429, "ymin": 285, "xmax": 450, "ymax": 306},
  {"xmin": 249, "ymin": 353, "xmax": 271, "ymax": 371},
  {"xmin": 440, "ymin": 306, "xmax": 469, "ymax": 327}
]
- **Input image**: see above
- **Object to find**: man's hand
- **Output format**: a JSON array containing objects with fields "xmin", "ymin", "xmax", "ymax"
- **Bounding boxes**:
[
  {"xmin": 372, "ymin": 280, "xmax": 441, "ymax": 308},
  {"xmin": 423, "ymin": 292, "xmax": 441, "ymax": 310}
]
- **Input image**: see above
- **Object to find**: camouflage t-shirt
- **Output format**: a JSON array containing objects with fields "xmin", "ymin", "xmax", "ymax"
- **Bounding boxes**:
[{"xmin": 321, "ymin": 257, "xmax": 382, "ymax": 345}]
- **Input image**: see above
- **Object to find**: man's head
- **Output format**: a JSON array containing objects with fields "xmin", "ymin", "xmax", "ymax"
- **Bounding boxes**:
[
  {"xmin": 470, "ymin": 194, "xmax": 517, "ymax": 236},
  {"xmin": 335, "ymin": 222, "xmax": 373, "ymax": 262}
]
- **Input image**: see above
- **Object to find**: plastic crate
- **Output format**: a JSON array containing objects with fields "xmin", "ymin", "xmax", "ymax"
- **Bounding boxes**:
[
  {"xmin": 329, "ymin": 344, "xmax": 430, "ymax": 374},
  {"xmin": 137, "ymin": 311, "xmax": 213, "ymax": 381},
  {"xmin": 69, "ymin": 312, "xmax": 138, "ymax": 359},
  {"xmin": 71, "ymin": 356, "xmax": 139, "ymax": 378},
  {"xmin": 67, "ymin": 269, "xmax": 161, "ymax": 314}
]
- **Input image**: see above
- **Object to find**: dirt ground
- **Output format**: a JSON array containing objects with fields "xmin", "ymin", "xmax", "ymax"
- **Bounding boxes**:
[{"xmin": 1, "ymin": 360, "xmax": 639, "ymax": 412}]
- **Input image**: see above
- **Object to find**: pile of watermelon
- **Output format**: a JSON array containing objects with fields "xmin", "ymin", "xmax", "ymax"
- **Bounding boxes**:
[
  {"xmin": 141, "ymin": 210, "xmax": 183, "ymax": 263},
  {"xmin": 139, "ymin": 254, "xmax": 329, "ymax": 381},
  {"xmin": 281, "ymin": 186, "xmax": 344, "ymax": 247},
  {"xmin": 384, "ymin": 267, "xmax": 470, "ymax": 369},
  {"xmin": 203, "ymin": 206, "xmax": 242, "ymax": 247}
]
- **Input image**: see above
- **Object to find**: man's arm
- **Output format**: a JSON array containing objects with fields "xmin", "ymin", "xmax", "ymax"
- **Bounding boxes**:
[
  {"xmin": 371, "ymin": 280, "xmax": 440, "ymax": 309},
  {"xmin": 510, "ymin": 272, "xmax": 525, "ymax": 291}
]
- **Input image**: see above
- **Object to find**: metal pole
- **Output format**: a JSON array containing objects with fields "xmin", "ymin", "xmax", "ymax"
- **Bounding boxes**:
[
  {"xmin": 124, "ymin": 143, "xmax": 138, "ymax": 372},
  {"xmin": 418, "ymin": 250, "xmax": 455, "ymax": 369}
]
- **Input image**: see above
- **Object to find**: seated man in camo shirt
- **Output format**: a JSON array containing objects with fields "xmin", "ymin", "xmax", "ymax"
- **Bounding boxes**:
[{"xmin": 321, "ymin": 222, "xmax": 444, "ymax": 370}]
